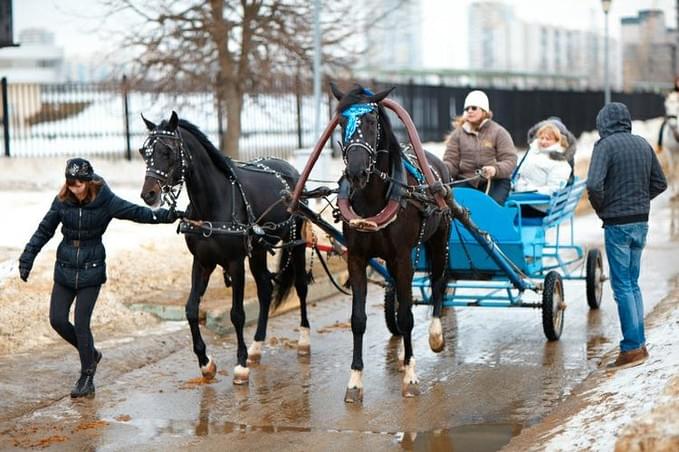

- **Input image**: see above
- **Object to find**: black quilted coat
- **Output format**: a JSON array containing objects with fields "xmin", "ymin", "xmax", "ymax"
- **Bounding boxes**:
[{"xmin": 19, "ymin": 177, "xmax": 175, "ymax": 289}]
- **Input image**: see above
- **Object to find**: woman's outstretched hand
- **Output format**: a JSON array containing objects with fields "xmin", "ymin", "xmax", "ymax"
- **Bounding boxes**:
[
  {"xmin": 169, "ymin": 209, "xmax": 186, "ymax": 222},
  {"xmin": 19, "ymin": 263, "xmax": 30, "ymax": 282}
]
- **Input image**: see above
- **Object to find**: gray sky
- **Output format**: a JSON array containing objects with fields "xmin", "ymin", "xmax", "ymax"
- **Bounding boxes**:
[{"xmin": 13, "ymin": 0, "xmax": 678, "ymax": 61}]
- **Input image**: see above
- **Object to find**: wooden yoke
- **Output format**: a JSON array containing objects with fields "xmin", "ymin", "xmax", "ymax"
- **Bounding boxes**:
[
  {"xmin": 287, "ymin": 114, "xmax": 339, "ymax": 213},
  {"xmin": 381, "ymin": 99, "xmax": 447, "ymax": 210},
  {"xmin": 287, "ymin": 97, "xmax": 448, "ymax": 213}
]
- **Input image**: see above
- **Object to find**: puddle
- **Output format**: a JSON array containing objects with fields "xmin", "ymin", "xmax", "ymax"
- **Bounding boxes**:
[
  {"xmin": 116, "ymin": 416, "xmax": 521, "ymax": 451},
  {"xmin": 397, "ymin": 423, "xmax": 522, "ymax": 451}
]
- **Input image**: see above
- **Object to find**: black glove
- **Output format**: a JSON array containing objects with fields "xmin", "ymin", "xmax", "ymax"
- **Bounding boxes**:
[
  {"xmin": 429, "ymin": 180, "xmax": 448, "ymax": 196},
  {"xmin": 169, "ymin": 209, "xmax": 186, "ymax": 222},
  {"xmin": 19, "ymin": 263, "xmax": 31, "ymax": 282}
]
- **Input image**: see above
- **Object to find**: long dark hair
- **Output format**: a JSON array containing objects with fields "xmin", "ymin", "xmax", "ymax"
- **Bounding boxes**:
[{"xmin": 58, "ymin": 179, "xmax": 103, "ymax": 204}]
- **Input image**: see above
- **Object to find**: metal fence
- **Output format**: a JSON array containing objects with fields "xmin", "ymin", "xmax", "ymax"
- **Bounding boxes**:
[
  {"xmin": 381, "ymin": 82, "xmax": 666, "ymax": 147},
  {"xmin": 0, "ymin": 77, "xmax": 667, "ymax": 161},
  {"xmin": 0, "ymin": 76, "xmax": 331, "ymax": 161}
]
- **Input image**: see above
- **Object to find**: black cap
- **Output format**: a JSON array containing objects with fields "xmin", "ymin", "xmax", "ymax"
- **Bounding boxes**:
[{"xmin": 65, "ymin": 158, "xmax": 94, "ymax": 181}]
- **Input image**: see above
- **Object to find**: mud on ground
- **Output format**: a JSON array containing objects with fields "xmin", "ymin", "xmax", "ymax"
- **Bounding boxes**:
[{"xmin": 0, "ymin": 226, "xmax": 348, "ymax": 355}]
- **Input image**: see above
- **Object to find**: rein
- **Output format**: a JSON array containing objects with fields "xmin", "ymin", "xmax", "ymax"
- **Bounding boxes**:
[{"xmin": 143, "ymin": 128, "xmax": 297, "ymax": 252}]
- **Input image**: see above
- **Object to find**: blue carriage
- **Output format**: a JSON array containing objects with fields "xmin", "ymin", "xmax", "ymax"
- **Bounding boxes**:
[
  {"xmin": 408, "ymin": 178, "xmax": 606, "ymax": 341},
  {"xmin": 286, "ymin": 95, "xmax": 604, "ymax": 343}
]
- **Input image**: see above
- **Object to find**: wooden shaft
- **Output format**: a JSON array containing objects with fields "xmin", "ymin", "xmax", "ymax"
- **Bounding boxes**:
[
  {"xmin": 288, "ymin": 114, "xmax": 339, "ymax": 212},
  {"xmin": 381, "ymin": 98, "xmax": 447, "ymax": 209}
]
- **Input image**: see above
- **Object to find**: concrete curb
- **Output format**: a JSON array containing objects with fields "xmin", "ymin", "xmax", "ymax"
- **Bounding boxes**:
[{"xmin": 129, "ymin": 269, "xmax": 349, "ymax": 336}]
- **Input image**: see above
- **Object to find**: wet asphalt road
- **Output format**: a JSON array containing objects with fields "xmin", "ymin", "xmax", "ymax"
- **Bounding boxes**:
[{"xmin": 1, "ymin": 198, "xmax": 678, "ymax": 451}]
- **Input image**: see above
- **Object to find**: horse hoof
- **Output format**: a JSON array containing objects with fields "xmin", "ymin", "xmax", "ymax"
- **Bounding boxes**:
[
  {"xmin": 233, "ymin": 365, "xmax": 250, "ymax": 385},
  {"xmin": 297, "ymin": 344, "xmax": 311, "ymax": 356},
  {"xmin": 200, "ymin": 357, "xmax": 217, "ymax": 380},
  {"xmin": 247, "ymin": 341, "xmax": 263, "ymax": 365},
  {"xmin": 429, "ymin": 335, "xmax": 445, "ymax": 353},
  {"xmin": 402, "ymin": 383, "xmax": 420, "ymax": 398},
  {"xmin": 344, "ymin": 387, "xmax": 363, "ymax": 403},
  {"xmin": 246, "ymin": 353, "xmax": 261, "ymax": 366}
]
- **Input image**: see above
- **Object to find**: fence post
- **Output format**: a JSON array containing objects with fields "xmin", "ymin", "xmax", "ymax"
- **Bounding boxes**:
[
  {"xmin": 122, "ymin": 75, "xmax": 131, "ymax": 160},
  {"xmin": 1, "ymin": 77, "xmax": 9, "ymax": 157},
  {"xmin": 295, "ymin": 74, "xmax": 303, "ymax": 149}
]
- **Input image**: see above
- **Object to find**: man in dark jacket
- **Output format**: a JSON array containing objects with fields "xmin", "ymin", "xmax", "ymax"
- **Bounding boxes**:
[{"xmin": 587, "ymin": 102, "xmax": 667, "ymax": 370}]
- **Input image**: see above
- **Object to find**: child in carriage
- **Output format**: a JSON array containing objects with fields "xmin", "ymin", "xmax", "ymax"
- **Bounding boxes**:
[{"xmin": 513, "ymin": 121, "xmax": 575, "ymax": 216}]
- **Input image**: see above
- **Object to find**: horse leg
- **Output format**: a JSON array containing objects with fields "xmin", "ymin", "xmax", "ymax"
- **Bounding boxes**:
[
  {"xmin": 425, "ymin": 222, "xmax": 450, "ymax": 353},
  {"xmin": 344, "ymin": 255, "xmax": 368, "ymax": 403},
  {"xmin": 228, "ymin": 260, "xmax": 250, "ymax": 385},
  {"xmin": 390, "ymin": 257, "xmax": 419, "ymax": 397},
  {"xmin": 292, "ymin": 240, "xmax": 311, "ymax": 356},
  {"xmin": 186, "ymin": 259, "xmax": 217, "ymax": 379},
  {"xmin": 247, "ymin": 250, "xmax": 271, "ymax": 365}
]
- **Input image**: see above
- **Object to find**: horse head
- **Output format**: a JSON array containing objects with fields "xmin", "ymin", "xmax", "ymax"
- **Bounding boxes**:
[
  {"xmin": 666, "ymin": 91, "xmax": 679, "ymax": 118},
  {"xmin": 139, "ymin": 111, "xmax": 185, "ymax": 207},
  {"xmin": 331, "ymin": 83, "xmax": 394, "ymax": 190}
]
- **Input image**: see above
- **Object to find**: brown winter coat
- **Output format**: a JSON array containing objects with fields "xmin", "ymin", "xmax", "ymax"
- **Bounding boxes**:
[{"xmin": 443, "ymin": 119, "xmax": 517, "ymax": 187}]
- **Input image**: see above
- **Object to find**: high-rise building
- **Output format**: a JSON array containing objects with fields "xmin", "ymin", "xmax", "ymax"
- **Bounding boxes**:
[
  {"xmin": 359, "ymin": 0, "xmax": 423, "ymax": 72},
  {"xmin": 469, "ymin": 2, "xmax": 521, "ymax": 72},
  {"xmin": 621, "ymin": 10, "xmax": 677, "ymax": 91},
  {"xmin": 468, "ymin": 1, "xmax": 619, "ymax": 90},
  {"xmin": 0, "ymin": 28, "xmax": 64, "ymax": 82}
]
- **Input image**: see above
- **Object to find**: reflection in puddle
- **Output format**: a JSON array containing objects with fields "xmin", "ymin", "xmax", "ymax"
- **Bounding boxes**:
[
  {"xmin": 119, "ymin": 417, "xmax": 521, "ymax": 450},
  {"xmin": 671, "ymin": 199, "xmax": 679, "ymax": 242},
  {"xmin": 397, "ymin": 424, "xmax": 521, "ymax": 451}
]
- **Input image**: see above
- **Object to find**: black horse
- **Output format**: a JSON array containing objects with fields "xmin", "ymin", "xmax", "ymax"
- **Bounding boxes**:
[
  {"xmin": 139, "ymin": 112, "xmax": 310, "ymax": 384},
  {"xmin": 330, "ymin": 84, "xmax": 451, "ymax": 402}
]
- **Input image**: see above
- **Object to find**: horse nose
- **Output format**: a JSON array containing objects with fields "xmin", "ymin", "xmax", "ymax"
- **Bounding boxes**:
[{"xmin": 141, "ymin": 189, "xmax": 156, "ymax": 204}]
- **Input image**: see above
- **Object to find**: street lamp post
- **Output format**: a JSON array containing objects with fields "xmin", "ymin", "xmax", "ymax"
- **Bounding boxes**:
[{"xmin": 602, "ymin": 0, "xmax": 612, "ymax": 104}]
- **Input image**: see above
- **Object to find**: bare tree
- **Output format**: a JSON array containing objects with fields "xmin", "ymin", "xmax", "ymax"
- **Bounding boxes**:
[{"xmin": 100, "ymin": 0, "xmax": 406, "ymax": 158}]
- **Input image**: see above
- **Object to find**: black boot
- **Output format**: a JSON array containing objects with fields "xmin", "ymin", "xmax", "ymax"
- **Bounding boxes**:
[
  {"xmin": 70, "ymin": 370, "xmax": 95, "ymax": 398},
  {"xmin": 92, "ymin": 349, "xmax": 103, "ymax": 373}
]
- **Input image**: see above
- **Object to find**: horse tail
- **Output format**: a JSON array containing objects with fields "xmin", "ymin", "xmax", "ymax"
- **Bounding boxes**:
[{"xmin": 271, "ymin": 218, "xmax": 309, "ymax": 311}]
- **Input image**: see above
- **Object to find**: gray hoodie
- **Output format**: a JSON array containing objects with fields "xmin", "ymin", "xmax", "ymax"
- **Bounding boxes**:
[{"xmin": 586, "ymin": 103, "xmax": 667, "ymax": 225}]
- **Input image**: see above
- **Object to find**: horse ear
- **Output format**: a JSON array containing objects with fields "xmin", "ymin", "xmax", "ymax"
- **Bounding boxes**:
[
  {"xmin": 330, "ymin": 82, "xmax": 345, "ymax": 101},
  {"xmin": 368, "ymin": 87, "xmax": 395, "ymax": 104},
  {"xmin": 141, "ymin": 113, "xmax": 156, "ymax": 131},
  {"xmin": 168, "ymin": 111, "xmax": 179, "ymax": 131}
]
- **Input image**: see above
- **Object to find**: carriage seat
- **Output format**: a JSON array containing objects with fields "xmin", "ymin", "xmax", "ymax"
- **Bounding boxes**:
[{"xmin": 506, "ymin": 178, "xmax": 586, "ymax": 228}]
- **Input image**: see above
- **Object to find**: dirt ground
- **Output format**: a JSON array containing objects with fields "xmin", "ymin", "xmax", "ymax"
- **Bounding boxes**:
[{"xmin": 0, "ymin": 221, "xmax": 347, "ymax": 355}]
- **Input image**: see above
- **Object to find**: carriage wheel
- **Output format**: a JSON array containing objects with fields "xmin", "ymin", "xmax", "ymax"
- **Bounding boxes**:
[
  {"xmin": 542, "ymin": 271, "xmax": 565, "ymax": 341},
  {"xmin": 586, "ymin": 248, "xmax": 604, "ymax": 309},
  {"xmin": 384, "ymin": 285, "xmax": 401, "ymax": 337}
]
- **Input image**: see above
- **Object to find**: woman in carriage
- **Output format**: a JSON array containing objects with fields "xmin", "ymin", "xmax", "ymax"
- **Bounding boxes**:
[
  {"xmin": 442, "ymin": 90, "xmax": 517, "ymax": 205},
  {"xmin": 513, "ymin": 120, "xmax": 576, "ymax": 216}
]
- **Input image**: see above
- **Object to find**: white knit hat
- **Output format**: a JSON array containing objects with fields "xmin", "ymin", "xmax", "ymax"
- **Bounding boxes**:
[{"xmin": 464, "ymin": 90, "xmax": 490, "ymax": 112}]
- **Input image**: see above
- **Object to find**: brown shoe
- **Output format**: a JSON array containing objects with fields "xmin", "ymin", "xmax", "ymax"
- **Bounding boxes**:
[
  {"xmin": 607, "ymin": 348, "xmax": 647, "ymax": 370},
  {"xmin": 642, "ymin": 345, "xmax": 649, "ymax": 358}
]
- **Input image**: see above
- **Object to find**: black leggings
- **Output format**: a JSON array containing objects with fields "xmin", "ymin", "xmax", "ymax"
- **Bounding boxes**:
[{"xmin": 49, "ymin": 282, "xmax": 101, "ymax": 373}]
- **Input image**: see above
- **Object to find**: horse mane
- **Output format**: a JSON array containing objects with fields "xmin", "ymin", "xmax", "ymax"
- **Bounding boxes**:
[
  {"xmin": 376, "ymin": 103, "xmax": 400, "ymax": 155},
  {"xmin": 170, "ymin": 118, "xmax": 238, "ymax": 178}
]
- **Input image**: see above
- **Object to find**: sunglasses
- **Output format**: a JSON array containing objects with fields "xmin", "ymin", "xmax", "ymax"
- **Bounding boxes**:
[{"xmin": 464, "ymin": 106, "xmax": 479, "ymax": 112}]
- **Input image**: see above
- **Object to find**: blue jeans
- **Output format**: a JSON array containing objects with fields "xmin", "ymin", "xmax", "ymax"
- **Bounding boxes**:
[{"xmin": 604, "ymin": 222, "xmax": 648, "ymax": 352}]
